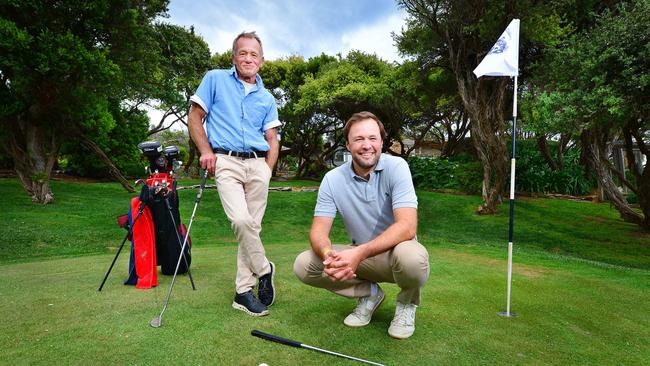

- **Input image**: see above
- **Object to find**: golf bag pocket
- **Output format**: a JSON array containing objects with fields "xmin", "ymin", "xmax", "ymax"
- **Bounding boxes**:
[{"xmin": 124, "ymin": 198, "xmax": 158, "ymax": 289}]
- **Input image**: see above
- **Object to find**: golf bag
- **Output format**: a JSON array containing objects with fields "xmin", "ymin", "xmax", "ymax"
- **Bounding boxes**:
[{"xmin": 123, "ymin": 142, "xmax": 192, "ymax": 288}]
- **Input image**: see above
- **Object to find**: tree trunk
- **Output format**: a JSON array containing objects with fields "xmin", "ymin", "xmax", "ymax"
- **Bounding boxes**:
[
  {"xmin": 78, "ymin": 134, "xmax": 135, "ymax": 193},
  {"xmin": 581, "ymin": 127, "xmax": 643, "ymax": 225},
  {"xmin": 8, "ymin": 117, "xmax": 59, "ymax": 204},
  {"xmin": 441, "ymin": 111, "xmax": 469, "ymax": 158},
  {"xmin": 623, "ymin": 126, "xmax": 650, "ymax": 229},
  {"xmin": 457, "ymin": 72, "xmax": 509, "ymax": 214},
  {"xmin": 537, "ymin": 135, "xmax": 559, "ymax": 171}
]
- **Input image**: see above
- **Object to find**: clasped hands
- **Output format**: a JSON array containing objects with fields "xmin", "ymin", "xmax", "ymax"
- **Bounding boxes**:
[{"xmin": 323, "ymin": 246, "xmax": 366, "ymax": 282}]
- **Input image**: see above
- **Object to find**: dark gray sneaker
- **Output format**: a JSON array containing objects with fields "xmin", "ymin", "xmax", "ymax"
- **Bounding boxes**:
[
  {"xmin": 232, "ymin": 291, "xmax": 269, "ymax": 317},
  {"xmin": 258, "ymin": 261, "xmax": 275, "ymax": 306}
]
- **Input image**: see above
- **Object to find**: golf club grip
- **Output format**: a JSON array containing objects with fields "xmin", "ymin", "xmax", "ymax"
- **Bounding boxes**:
[
  {"xmin": 196, "ymin": 170, "xmax": 208, "ymax": 202},
  {"xmin": 251, "ymin": 330, "xmax": 301, "ymax": 348}
]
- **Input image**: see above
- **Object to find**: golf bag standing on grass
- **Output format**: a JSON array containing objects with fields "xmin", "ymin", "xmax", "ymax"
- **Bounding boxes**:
[{"xmin": 98, "ymin": 140, "xmax": 194, "ymax": 291}]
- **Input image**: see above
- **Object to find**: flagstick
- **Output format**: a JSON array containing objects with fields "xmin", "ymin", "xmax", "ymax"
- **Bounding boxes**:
[{"xmin": 499, "ymin": 75, "xmax": 518, "ymax": 318}]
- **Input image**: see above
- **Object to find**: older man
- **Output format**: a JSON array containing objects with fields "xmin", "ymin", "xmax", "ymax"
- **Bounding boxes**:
[{"xmin": 189, "ymin": 31, "xmax": 279, "ymax": 317}]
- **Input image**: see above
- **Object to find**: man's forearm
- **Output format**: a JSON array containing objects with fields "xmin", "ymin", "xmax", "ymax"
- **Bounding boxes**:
[
  {"xmin": 311, "ymin": 237, "xmax": 333, "ymax": 260},
  {"xmin": 264, "ymin": 128, "xmax": 279, "ymax": 169},
  {"xmin": 309, "ymin": 216, "xmax": 335, "ymax": 259}
]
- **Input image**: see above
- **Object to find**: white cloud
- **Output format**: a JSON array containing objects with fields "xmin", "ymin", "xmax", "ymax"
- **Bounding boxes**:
[{"xmin": 340, "ymin": 12, "xmax": 406, "ymax": 62}]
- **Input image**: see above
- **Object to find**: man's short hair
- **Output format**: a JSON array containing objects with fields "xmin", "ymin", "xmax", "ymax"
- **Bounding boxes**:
[
  {"xmin": 232, "ymin": 31, "xmax": 263, "ymax": 56},
  {"xmin": 343, "ymin": 111, "xmax": 387, "ymax": 143}
]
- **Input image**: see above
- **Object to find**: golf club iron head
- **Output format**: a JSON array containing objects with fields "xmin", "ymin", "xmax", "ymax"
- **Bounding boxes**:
[{"xmin": 150, "ymin": 317, "xmax": 162, "ymax": 328}]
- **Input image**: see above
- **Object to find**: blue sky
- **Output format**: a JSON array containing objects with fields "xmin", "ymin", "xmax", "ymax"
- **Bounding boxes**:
[{"xmin": 163, "ymin": 0, "xmax": 408, "ymax": 62}]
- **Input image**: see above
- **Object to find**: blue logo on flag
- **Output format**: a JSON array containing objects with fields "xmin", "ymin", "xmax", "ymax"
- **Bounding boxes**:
[{"xmin": 488, "ymin": 37, "xmax": 508, "ymax": 55}]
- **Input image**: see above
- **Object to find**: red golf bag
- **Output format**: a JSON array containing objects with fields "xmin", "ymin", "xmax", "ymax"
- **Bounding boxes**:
[
  {"xmin": 123, "ymin": 140, "xmax": 193, "ymax": 289},
  {"xmin": 124, "ymin": 172, "xmax": 193, "ymax": 288}
]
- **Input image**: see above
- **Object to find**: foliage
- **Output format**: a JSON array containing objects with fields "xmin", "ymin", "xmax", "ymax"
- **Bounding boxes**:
[
  {"xmin": 0, "ymin": 0, "xmax": 170, "ymax": 201},
  {"xmin": 524, "ymin": 0, "xmax": 650, "ymax": 227},
  {"xmin": 408, "ymin": 156, "xmax": 482, "ymax": 194},
  {"xmin": 61, "ymin": 107, "xmax": 150, "ymax": 178},
  {"xmin": 146, "ymin": 23, "xmax": 212, "ymax": 134},
  {"xmin": 451, "ymin": 160, "xmax": 483, "ymax": 195},
  {"xmin": 514, "ymin": 139, "xmax": 596, "ymax": 195},
  {"xmin": 396, "ymin": 0, "xmax": 572, "ymax": 214},
  {"xmin": 264, "ymin": 53, "xmax": 397, "ymax": 177},
  {"xmin": 409, "ymin": 157, "xmax": 458, "ymax": 190}
]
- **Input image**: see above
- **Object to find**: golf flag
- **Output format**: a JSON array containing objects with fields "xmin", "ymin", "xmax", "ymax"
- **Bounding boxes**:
[{"xmin": 473, "ymin": 19, "xmax": 520, "ymax": 78}]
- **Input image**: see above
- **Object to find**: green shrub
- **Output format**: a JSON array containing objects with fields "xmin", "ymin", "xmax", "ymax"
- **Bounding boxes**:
[
  {"xmin": 408, "ymin": 156, "xmax": 482, "ymax": 194},
  {"xmin": 452, "ymin": 161, "xmax": 483, "ymax": 195},
  {"xmin": 409, "ymin": 157, "xmax": 458, "ymax": 190},
  {"xmin": 409, "ymin": 139, "xmax": 596, "ymax": 196},
  {"xmin": 514, "ymin": 139, "xmax": 596, "ymax": 195}
]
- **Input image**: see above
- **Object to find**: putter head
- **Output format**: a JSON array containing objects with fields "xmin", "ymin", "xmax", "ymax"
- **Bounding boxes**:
[{"xmin": 149, "ymin": 317, "xmax": 162, "ymax": 328}]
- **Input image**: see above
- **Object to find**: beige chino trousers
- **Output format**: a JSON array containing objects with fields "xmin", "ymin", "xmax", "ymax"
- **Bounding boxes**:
[
  {"xmin": 293, "ymin": 240, "xmax": 430, "ymax": 305},
  {"xmin": 215, "ymin": 154, "xmax": 272, "ymax": 294}
]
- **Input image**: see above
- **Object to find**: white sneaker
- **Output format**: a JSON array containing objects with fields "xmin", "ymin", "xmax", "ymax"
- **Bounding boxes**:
[
  {"xmin": 343, "ymin": 285, "xmax": 385, "ymax": 327},
  {"xmin": 388, "ymin": 302, "xmax": 417, "ymax": 339}
]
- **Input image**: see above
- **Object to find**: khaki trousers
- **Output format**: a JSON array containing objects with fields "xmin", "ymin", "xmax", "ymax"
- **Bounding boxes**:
[
  {"xmin": 215, "ymin": 154, "xmax": 272, "ymax": 294},
  {"xmin": 293, "ymin": 240, "xmax": 430, "ymax": 305}
]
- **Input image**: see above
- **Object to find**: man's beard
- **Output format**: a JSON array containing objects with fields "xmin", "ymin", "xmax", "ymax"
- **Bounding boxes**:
[{"xmin": 352, "ymin": 151, "xmax": 379, "ymax": 170}]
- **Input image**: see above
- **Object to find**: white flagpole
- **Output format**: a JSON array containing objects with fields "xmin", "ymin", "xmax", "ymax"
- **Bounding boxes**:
[
  {"xmin": 498, "ymin": 75, "xmax": 518, "ymax": 318},
  {"xmin": 471, "ymin": 18, "xmax": 520, "ymax": 318}
]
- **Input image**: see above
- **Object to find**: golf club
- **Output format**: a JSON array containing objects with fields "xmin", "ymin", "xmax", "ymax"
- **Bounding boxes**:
[
  {"xmin": 150, "ymin": 169, "xmax": 209, "ymax": 328},
  {"xmin": 164, "ymin": 197, "xmax": 196, "ymax": 290},
  {"xmin": 251, "ymin": 330, "xmax": 385, "ymax": 366}
]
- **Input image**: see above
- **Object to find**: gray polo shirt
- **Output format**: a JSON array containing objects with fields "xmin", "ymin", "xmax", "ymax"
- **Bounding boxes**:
[{"xmin": 315, "ymin": 154, "xmax": 418, "ymax": 245}]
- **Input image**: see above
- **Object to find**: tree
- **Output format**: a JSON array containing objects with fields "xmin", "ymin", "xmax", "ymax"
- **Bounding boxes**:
[
  {"xmin": 389, "ymin": 60, "xmax": 467, "ymax": 158},
  {"xmin": 526, "ymin": 0, "xmax": 650, "ymax": 228},
  {"xmin": 396, "ymin": 0, "xmax": 568, "ymax": 213},
  {"xmin": 0, "ymin": 0, "xmax": 169, "ymax": 202},
  {"xmin": 146, "ymin": 24, "xmax": 212, "ymax": 136},
  {"xmin": 285, "ymin": 52, "xmax": 402, "ymax": 177}
]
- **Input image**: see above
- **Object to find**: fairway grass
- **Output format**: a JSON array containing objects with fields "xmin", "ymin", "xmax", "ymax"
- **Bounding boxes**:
[
  {"xmin": 1, "ymin": 243, "xmax": 648, "ymax": 365},
  {"xmin": 1, "ymin": 177, "xmax": 649, "ymax": 365}
]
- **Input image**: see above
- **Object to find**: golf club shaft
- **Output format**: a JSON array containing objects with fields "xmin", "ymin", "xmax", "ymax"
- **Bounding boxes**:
[
  {"xmin": 153, "ymin": 170, "xmax": 209, "ymax": 323},
  {"xmin": 251, "ymin": 330, "xmax": 385, "ymax": 366},
  {"xmin": 164, "ymin": 198, "xmax": 196, "ymax": 290},
  {"xmin": 302, "ymin": 344, "xmax": 385, "ymax": 366}
]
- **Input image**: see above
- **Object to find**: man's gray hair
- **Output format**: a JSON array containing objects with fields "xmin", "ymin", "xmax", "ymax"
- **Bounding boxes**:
[{"xmin": 232, "ymin": 31, "xmax": 263, "ymax": 56}]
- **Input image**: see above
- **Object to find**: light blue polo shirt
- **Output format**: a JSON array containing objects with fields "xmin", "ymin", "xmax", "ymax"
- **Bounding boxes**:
[
  {"xmin": 315, "ymin": 154, "xmax": 418, "ymax": 245},
  {"xmin": 190, "ymin": 67, "xmax": 280, "ymax": 152}
]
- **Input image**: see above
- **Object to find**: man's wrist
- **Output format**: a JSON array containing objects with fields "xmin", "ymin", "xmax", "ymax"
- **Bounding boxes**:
[
  {"xmin": 357, "ymin": 243, "xmax": 373, "ymax": 260},
  {"xmin": 322, "ymin": 247, "xmax": 333, "ymax": 258}
]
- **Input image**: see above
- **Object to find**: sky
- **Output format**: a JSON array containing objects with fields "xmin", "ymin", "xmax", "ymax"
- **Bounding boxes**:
[{"xmin": 163, "ymin": 0, "xmax": 408, "ymax": 62}]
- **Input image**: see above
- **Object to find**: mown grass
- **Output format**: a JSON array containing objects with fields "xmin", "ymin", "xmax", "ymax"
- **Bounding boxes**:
[{"xmin": 0, "ymin": 178, "xmax": 649, "ymax": 365}]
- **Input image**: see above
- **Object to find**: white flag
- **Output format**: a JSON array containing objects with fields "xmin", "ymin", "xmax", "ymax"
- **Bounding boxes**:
[{"xmin": 473, "ymin": 19, "xmax": 520, "ymax": 78}]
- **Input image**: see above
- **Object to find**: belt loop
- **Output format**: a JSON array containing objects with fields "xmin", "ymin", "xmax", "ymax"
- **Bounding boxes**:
[
  {"xmin": 252, "ymin": 151, "xmax": 258, "ymax": 159},
  {"xmin": 228, "ymin": 150, "xmax": 232, "ymax": 157}
]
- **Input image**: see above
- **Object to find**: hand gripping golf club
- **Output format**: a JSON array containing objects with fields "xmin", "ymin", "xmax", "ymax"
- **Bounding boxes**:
[
  {"xmin": 150, "ymin": 170, "xmax": 209, "ymax": 328},
  {"xmin": 251, "ymin": 330, "xmax": 385, "ymax": 366}
]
